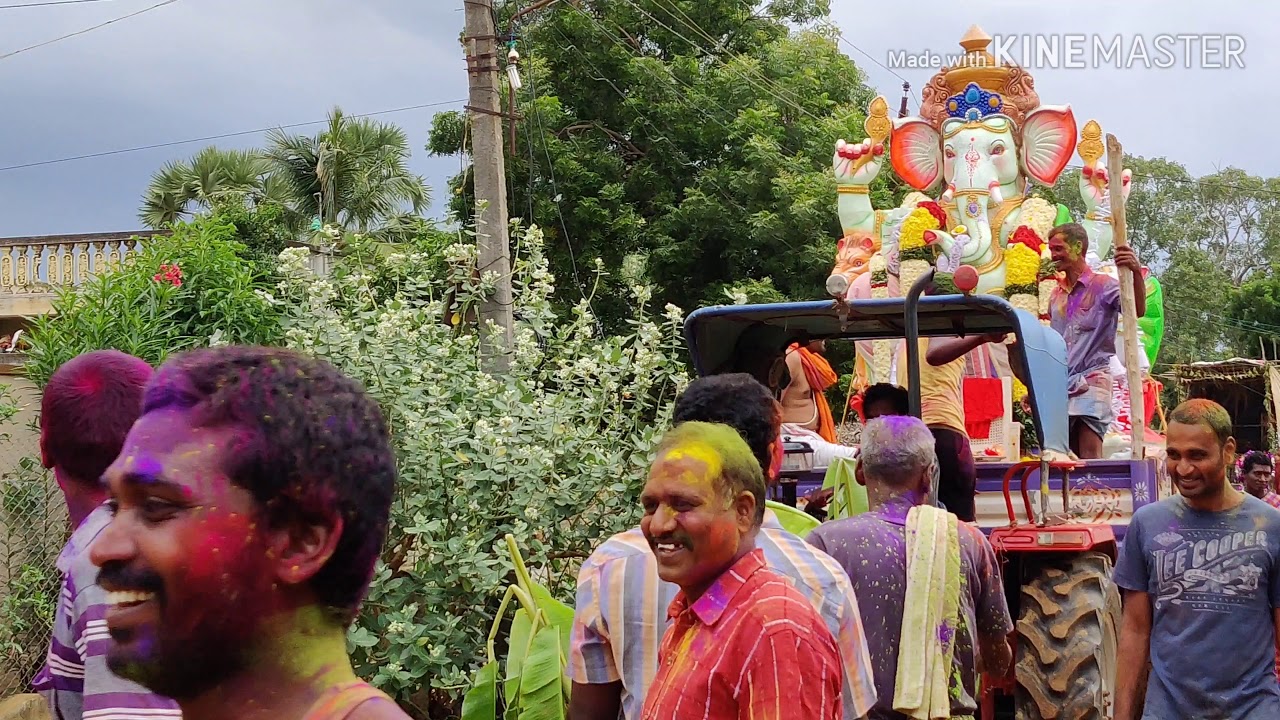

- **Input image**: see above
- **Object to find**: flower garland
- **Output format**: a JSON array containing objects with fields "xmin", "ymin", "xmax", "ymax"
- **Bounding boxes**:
[
  {"xmin": 1005, "ymin": 226, "xmax": 1042, "ymax": 317},
  {"xmin": 1018, "ymin": 197, "xmax": 1057, "ymax": 239},
  {"xmin": 1036, "ymin": 242, "xmax": 1059, "ymax": 326},
  {"xmin": 868, "ymin": 253, "xmax": 893, "ymax": 384},
  {"xmin": 898, "ymin": 205, "xmax": 940, "ymax": 293}
]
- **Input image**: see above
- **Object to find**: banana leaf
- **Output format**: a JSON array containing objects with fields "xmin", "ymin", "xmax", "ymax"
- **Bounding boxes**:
[
  {"xmin": 505, "ymin": 608, "xmax": 535, "ymax": 702},
  {"xmin": 505, "ymin": 582, "xmax": 573, "ymax": 696},
  {"xmin": 517, "ymin": 626, "xmax": 568, "ymax": 720},
  {"xmin": 460, "ymin": 660, "xmax": 499, "ymax": 720},
  {"xmin": 823, "ymin": 457, "xmax": 868, "ymax": 520},
  {"xmin": 765, "ymin": 499, "xmax": 820, "ymax": 536},
  {"xmin": 530, "ymin": 581, "xmax": 574, "ymax": 650}
]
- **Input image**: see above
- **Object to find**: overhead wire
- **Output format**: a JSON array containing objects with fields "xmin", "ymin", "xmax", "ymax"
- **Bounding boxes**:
[
  {"xmin": 0, "ymin": 99, "xmax": 467, "ymax": 173},
  {"xmin": 520, "ymin": 20, "xmax": 589, "ymax": 306},
  {"xmin": 551, "ymin": 8, "xmax": 799, "ymax": 251},
  {"xmin": 0, "ymin": 0, "xmax": 118, "ymax": 8},
  {"xmin": 0, "ymin": 0, "xmax": 180, "ymax": 60},
  {"xmin": 614, "ymin": 0, "xmax": 828, "ymax": 126}
]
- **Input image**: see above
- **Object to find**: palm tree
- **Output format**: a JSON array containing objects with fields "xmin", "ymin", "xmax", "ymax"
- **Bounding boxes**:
[
  {"xmin": 140, "ymin": 107, "xmax": 431, "ymax": 235},
  {"xmin": 139, "ymin": 146, "xmax": 287, "ymax": 228},
  {"xmin": 263, "ymin": 107, "xmax": 430, "ymax": 233}
]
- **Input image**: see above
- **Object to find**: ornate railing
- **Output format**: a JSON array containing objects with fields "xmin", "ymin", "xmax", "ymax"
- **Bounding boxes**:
[{"xmin": 0, "ymin": 233, "xmax": 151, "ymax": 296}]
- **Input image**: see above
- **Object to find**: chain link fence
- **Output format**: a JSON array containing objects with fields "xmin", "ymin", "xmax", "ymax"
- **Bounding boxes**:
[{"xmin": 0, "ymin": 377, "xmax": 61, "ymax": 698}]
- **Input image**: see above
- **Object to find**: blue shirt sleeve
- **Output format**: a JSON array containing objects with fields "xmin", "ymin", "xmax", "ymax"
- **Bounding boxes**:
[{"xmin": 1113, "ymin": 512, "xmax": 1149, "ymax": 593}]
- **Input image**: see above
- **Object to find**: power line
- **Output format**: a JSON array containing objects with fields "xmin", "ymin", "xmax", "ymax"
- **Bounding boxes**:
[
  {"xmin": 0, "ymin": 99, "xmax": 466, "ymax": 173},
  {"xmin": 834, "ymin": 34, "xmax": 922, "ymax": 110},
  {"xmin": 0, "ymin": 0, "xmax": 179, "ymax": 60},
  {"xmin": 0, "ymin": 0, "xmax": 117, "ymax": 8}
]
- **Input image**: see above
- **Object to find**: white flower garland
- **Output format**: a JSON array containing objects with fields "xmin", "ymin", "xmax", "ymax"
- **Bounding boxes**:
[
  {"xmin": 1020, "ymin": 197, "xmax": 1057, "ymax": 239},
  {"xmin": 1010, "ymin": 292, "xmax": 1039, "ymax": 318},
  {"xmin": 1037, "ymin": 278, "xmax": 1056, "ymax": 326}
]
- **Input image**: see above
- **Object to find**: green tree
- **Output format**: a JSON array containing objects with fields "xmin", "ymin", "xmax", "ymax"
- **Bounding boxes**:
[
  {"xmin": 141, "ymin": 108, "xmax": 431, "ymax": 237},
  {"xmin": 265, "ymin": 107, "xmax": 430, "ymax": 232},
  {"xmin": 1227, "ymin": 268, "xmax": 1280, "ymax": 358},
  {"xmin": 429, "ymin": 0, "xmax": 904, "ymax": 328},
  {"xmin": 139, "ymin": 146, "xmax": 291, "ymax": 228},
  {"xmin": 25, "ymin": 211, "xmax": 284, "ymax": 388}
]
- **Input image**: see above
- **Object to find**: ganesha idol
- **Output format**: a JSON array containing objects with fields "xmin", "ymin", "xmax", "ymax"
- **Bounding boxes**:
[{"xmin": 826, "ymin": 26, "xmax": 1138, "ymax": 388}]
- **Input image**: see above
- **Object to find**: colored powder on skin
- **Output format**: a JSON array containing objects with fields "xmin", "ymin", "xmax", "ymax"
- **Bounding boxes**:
[
  {"xmin": 660, "ymin": 441, "xmax": 723, "ymax": 488},
  {"xmin": 1169, "ymin": 400, "xmax": 1233, "ymax": 445}
]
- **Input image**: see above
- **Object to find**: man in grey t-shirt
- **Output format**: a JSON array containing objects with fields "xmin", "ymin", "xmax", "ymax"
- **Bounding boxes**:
[{"xmin": 1114, "ymin": 399, "xmax": 1280, "ymax": 720}]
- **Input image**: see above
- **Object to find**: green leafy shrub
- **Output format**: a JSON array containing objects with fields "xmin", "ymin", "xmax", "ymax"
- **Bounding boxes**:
[
  {"xmin": 0, "ymin": 457, "xmax": 63, "ymax": 692},
  {"xmin": 25, "ymin": 213, "xmax": 284, "ymax": 387},
  {"xmin": 273, "ymin": 224, "xmax": 689, "ymax": 716}
]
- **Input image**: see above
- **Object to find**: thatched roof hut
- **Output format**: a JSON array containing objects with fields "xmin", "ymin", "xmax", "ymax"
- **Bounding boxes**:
[{"xmin": 1168, "ymin": 358, "xmax": 1280, "ymax": 453}]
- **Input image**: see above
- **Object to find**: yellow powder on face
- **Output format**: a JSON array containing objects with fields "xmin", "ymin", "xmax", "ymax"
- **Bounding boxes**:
[{"xmin": 660, "ymin": 441, "xmax": 723, "ymax": 488}]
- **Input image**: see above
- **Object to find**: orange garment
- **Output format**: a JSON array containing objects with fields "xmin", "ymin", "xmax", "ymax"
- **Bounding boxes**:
[
  {"xmin": 788, "ymin": 343, "xmax": 838, "ymax": 442},
  {"xmin": 303, "ymin": 680, "xmax": 397, "ymax": 720}
]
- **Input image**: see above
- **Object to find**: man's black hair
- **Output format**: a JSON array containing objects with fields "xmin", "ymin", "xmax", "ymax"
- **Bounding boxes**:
[
  {"xmin": 673, "ymin": 373, "xmax": 778, "ymax": 478},
  {"xmin": 863, "ymin": 383, "xmax": 909, "ymax": 416},
  {"xmin": 141, "ymin": 345, "xmax": 396, "ymax": 624},
  {"xmin": 1242, "ymin": 450, "xmax": 1274, "ymax": 475}
]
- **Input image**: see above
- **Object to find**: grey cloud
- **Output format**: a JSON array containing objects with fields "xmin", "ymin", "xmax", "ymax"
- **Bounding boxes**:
[{"xmin": 0, "ymin": 0, "xmax": 1269, "ymax": 237}]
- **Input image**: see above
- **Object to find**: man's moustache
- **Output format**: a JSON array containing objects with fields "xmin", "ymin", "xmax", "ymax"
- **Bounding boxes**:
[{"xmin": 97, "ymin": 561, "xmax": 164, "ymax": 595}]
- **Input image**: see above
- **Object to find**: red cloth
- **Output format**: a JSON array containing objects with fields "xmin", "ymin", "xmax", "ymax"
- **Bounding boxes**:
[{"xmin": 963, "ymin": 377, "xmax": 1004, "ymax": 440}]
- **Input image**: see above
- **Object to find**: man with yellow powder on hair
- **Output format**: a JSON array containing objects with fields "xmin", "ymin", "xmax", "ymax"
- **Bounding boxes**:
[
  {"xmin": 637, "ymin": 422, "xmax": 843, "ymax": 719},
  {"xmin": 568, "ymin": 374, "xmax": 876, "ymax": 720}
]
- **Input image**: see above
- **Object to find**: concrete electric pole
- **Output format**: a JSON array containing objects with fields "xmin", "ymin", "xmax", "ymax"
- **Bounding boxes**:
[{"xmin": 463, "ymin": 0, "xmax": 515, "ymax": 371}]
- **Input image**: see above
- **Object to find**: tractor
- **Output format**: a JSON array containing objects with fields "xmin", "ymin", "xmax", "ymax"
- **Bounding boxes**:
[{"xmin": 682, "ymin": 276, "xmax": 1164, "ymax": 719}]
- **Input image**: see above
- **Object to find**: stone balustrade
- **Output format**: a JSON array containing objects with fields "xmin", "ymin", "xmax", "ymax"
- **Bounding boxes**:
[{"xmin": 0, "ymin": 231, "xmax": 161, "ymax": 318}]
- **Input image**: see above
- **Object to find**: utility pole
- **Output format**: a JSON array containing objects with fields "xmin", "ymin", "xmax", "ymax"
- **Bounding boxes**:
[{"xmin": 463, "ymin": 0, "xmax": 514, "ymax": 372}]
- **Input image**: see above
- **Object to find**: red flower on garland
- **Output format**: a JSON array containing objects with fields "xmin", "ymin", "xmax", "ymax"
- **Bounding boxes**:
[
  {"xmin": 153, "ymin": 263, "xmax": 183, "ymax": 288},
  {"xmin": 1009, "ymin": 225, "xmax": 1044, "ymax": 254},
  {"xmin": 916, "ymin": 200, "xmax": 947, "ymax": 229}
]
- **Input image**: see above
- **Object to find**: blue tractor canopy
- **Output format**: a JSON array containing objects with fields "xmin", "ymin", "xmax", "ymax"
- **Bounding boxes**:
[{"xmin": 682, "ymin": 293, "xmax": 1071, "ymax": 456}]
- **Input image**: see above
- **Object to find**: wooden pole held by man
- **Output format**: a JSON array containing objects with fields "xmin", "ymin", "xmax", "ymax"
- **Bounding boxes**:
[
  {"xmin": 1107, "ymin": 133, "xmax": 1145, "ymax": 459},
  {"xmin": 463, "ymin": 0, "xmax": 515, "ymax": 371}
]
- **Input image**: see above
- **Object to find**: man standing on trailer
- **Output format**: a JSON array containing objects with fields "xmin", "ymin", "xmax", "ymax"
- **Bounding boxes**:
[{"xmin": 1046, "ymin": 222, "xmax": 1145, "ymax": 459}]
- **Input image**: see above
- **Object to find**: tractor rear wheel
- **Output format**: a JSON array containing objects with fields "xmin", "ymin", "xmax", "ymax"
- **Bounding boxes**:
[{"xmin": 1014, "ymin": 552, "xmax": 1122, "ymax": 719}]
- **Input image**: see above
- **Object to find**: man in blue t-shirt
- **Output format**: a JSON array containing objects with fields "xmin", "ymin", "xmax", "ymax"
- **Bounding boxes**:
[{"xmin": 1114, "ymin": 399, "xmax": 1280, "ymax": 720}]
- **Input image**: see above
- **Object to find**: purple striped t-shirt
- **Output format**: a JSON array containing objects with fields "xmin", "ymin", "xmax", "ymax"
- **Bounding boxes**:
[{"xmin": 31, "ymin": 502, "xmax": 181, "ymax": 720}]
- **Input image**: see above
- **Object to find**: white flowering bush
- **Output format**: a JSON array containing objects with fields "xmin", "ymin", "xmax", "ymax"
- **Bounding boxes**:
[{"xmin": 274, "ymin": 225, "xmax": 690, "ymax": 715}]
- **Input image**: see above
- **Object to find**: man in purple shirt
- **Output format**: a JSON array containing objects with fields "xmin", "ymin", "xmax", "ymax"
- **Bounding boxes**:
[
  {"xmin": 806, "ymin": 415, "xmax": 1013, "ymax": 720},
  {"xmin": 31, "ymin": 351, "xmax": 180, "ymax": 720},
  {"xmin": 1047, "ymin": 222, "xmax": 1145, "ymax": 458}
]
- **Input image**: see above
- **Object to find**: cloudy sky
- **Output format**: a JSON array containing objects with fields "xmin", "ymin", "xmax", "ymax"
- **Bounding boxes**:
[{"xmin": 0, "ymin": 0, "xmax": 1266, "ymax": 237}]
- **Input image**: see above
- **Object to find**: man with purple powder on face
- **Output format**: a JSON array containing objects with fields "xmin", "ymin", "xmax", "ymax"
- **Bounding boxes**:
[
  {"xmin": 1046, "ymin": 222, "xmax": 1145, "ymax": 459},
  {"xmin": 88, "ymin": 345, "xmax": 409, "ymax": 720},
  {"xmin": 31, "ymin": 350, "xmax": 181, "ymax": 720}
]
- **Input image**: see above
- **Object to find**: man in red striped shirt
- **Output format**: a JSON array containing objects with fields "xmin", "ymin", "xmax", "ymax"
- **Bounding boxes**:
[{"xmin": 638, "ymin": 421, "xmax": 844, "ymax": 720}]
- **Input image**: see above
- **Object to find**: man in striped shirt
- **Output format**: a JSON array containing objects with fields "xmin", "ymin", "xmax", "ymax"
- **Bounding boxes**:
[
  {"xmin": 568, "ymin": 373, "xmax": 876, "ymax": 720},
  {"xmin": 31, "ymin": 351, "xmax": 181, "ymax": 720},
  {"xmin": 636, "ymin": 421, "xmax": 843, "ymax": 719}
]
